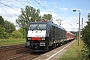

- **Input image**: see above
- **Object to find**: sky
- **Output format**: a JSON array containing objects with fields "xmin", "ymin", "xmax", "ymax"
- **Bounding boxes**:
[{"xmin": 0, "ymin": 0, "xmax": 90, "ymax": 31}]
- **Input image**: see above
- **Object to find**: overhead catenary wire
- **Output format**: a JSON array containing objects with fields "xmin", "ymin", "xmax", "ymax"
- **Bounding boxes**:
[
  {"xmin": 34, "ymin": 0, "xmax": 51, "ymax": 13},
  {"xmin": 46, "ymin": 0, "xmax": 63, "ymax": 25},
  {"xmin": 0, "ymin": 0, "xmax": 62, "ymax": 23},
  {"xmin": 33, "ymin": 0, "xmax": 60, "ymax": 22},
  {"xmin": 0, "ymin": 2, "xmax": 20, "ymax": 12},
  {"xmin": 15, "ymin": 0, "xmax": 27, "ymax": 7},
  {"xmin": 48, "ymin": 0, "xmax": 61, "ymax": 14}
]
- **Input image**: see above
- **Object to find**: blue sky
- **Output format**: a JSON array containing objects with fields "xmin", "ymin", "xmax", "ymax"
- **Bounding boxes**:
[{"xmin": 0, "ymin": 0, "xmax": 90, "ymax": 31}]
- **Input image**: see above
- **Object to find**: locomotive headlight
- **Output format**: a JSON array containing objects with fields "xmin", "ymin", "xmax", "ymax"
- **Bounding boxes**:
[
  {"xmin": 28, "ymin": 38, "xmax": 31, "ymax": 40},
  {"xmin": 42, "ymin": 37, "xmax": 45, "ymax": 40}
]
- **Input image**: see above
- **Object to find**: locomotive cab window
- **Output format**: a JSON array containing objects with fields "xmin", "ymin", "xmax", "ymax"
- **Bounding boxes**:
[{"xmin": 29, "ymin": 23, "xmax": 46, "ymax": 30}]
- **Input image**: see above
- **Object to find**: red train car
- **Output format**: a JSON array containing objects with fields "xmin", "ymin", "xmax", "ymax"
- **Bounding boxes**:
[{"xmin": 66, "ymin": 31, "xmax": 74, "ymax": 41}]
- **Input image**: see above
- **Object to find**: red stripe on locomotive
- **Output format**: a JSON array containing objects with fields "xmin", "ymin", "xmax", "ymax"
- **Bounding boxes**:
[{"xmin": 32, "ymin": 37, "xmax": 41, "ymax": 41}]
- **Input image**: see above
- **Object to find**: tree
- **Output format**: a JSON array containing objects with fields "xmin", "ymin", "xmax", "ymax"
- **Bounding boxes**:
[
  {"xmin": 42, "ymin": 14, "xmax": 52, "ymax": 20},
  {"xmin": 81, "ymin": 13, "xmax": 90, "ymax": 60},
  {"xmin": 16, "ymin": 6, "xmax": 41, "ymax": 30},
  {"xmin": 88, "ymin": 13, "xmax": 90, "ymax": 21},
  {"xmin": 4, "ymin": 20, "xmax": 16, "ymax": 33},
  {"xmin": 0, "ymin": 25, "xmax": 5, "ymax": 38},
  {"xmin": 0, "ymin": 16, "xmax": 4, "ymax": 26}
]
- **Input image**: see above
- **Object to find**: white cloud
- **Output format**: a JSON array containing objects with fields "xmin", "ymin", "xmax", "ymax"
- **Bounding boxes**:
[
  {"xmin": 70, "ymin": 17, "xmax": 77, "ymax": 18},
  {"xmin": 34, "ymin": 0, "xmax": 48, "ymax": 7},
  {"xmin": 0, "ymin": 6, "xmax": 21, "ymax": 24},
  {"xmin": 60, "ymin": 8, "xmax": 68, "ymax": 10},
  {"xmin": 55, "ymin": 6, "xmax": 58, "ymax": 8},
  {"xmin": 61, "ymin": 19, "xmax": 78, "ymax": 31},
  {"xmin": 9, "ymin": 9, "xmax": 21, "ymax": 15}
]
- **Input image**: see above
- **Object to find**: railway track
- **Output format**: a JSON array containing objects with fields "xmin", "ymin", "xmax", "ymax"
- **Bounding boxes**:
[
  {"xmin": 0, "ymin": 40, "xmax": 74, "ymax": 60},
  {"xmin": 0, "ymin": 44, "xmax": 24, "ymax": 52},
  {"xmin": 7, "ymin": 53, "xmax": 41, "ymax": 60},
  {"xmin": 0, "ymin": 44, "xmax": 43, "ymax": 60}
]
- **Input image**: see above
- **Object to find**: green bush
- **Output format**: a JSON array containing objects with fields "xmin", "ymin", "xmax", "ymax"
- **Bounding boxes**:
[
  {"xmin": 11, "ymin": 30, "xmax": 23, "ymax": 38},
  {"xmin": 18, "ymin": 28, "xmax": 26, "ymax": 38},
  {"xmin": 4, "ymin": 32, "xmax": 10, "ymax": 39}
]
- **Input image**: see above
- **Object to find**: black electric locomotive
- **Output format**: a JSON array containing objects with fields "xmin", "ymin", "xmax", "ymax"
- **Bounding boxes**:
[{"xmin": 25, "ymin": 21, "xmax": 66, "ymax": 52}]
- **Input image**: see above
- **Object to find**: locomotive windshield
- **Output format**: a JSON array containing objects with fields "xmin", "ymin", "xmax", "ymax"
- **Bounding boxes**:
[{"xmin": 29, "ymin": 23, "xmax": 46, "ymax": 30}]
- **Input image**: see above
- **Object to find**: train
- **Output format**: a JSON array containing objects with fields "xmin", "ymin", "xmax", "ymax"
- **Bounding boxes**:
[{"xmin": 25, "ymin": 20, "xmax": 74, "ymax": 52}]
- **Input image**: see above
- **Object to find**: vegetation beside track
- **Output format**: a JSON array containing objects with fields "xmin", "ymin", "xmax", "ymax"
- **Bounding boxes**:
[
  {"xmin": 58, "ymin": 40, "xmax": 84, "ymax": 60},
  {"xmin": 0, "ymin": 38, "xmax": 25, "ymax": 46}
]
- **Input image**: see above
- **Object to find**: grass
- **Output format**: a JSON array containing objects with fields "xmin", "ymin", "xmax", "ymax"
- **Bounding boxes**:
[
  {"xmin": 0, "ymin": 38, "xmax": 26, "ymax": 46},
  {"xmin": 58, "ymin": 40, "xmax": 84, "ymax": 60}
]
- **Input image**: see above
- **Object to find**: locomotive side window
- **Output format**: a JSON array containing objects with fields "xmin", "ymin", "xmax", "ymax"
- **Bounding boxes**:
[{"xmin": 29, "ymin": 23, "xmax": 46, "ymax": 30}]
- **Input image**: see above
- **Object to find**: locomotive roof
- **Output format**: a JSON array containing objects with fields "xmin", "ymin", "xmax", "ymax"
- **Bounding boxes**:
[{"xmin": 30, "ymin": 22, "xmax": 65, "ymax": 31}]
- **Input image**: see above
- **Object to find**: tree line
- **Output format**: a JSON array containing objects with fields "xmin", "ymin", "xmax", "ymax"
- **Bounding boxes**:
[
  {"xmin": 0, "ymin": 6, "xmax": 52, "ymax": 39},
  {"xmin": 81, "ymin": 13, "xmax": 90, "ymax": 60},
  {"xmin": 0, "ymin": 16, "xmax": 16, "ymax": 39}
]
